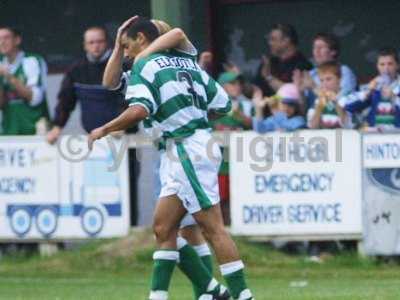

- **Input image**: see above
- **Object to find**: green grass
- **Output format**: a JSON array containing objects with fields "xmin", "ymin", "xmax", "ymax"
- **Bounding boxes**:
[{"xmin": 0, "ymin": 231, "xmax": 399, "ymax": 300}]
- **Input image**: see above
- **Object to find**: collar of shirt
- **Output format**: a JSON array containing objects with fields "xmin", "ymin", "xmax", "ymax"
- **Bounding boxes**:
[{"xmin": 86, "ymin": 48, "xmax": 112, "ymax": 64}]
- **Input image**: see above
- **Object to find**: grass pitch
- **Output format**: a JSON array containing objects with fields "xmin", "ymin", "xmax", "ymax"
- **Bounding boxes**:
[{"xmin": 0, "ymin": 230, "xmax": 399, "ymax": 300}]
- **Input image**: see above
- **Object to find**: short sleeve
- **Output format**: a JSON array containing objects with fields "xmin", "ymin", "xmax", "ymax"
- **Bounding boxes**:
[
  {"xmin": 125, "ymin": 72, "xmax": 158, "ymax": 115},
  {"xmin": 203, "ymin": 71, "xmax": 231, "ymax": 114},
  {"xmin": 22, "ymin": 56, "xmax": 47, "ymax": 106},
  {"xmin": 174, "ymin": 42, "xmax": 198, "ymax": 58}
]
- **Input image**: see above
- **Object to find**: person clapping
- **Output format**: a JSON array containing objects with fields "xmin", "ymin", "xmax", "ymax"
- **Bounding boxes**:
[{"xmin": 252, "ymin": 83, "xmax": 306, "ymax": 133}]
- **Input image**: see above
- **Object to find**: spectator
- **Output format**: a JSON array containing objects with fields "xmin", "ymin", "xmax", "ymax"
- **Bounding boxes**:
[
  {"xmin": 198, "ymin": 51, "xmax": 214, "ymax": 75},
  {"xmin": 252, "ymin": 83, "xmax": 306, "ymax": 133},
  {"xmin": 254, "ymin": 23, "xmax": 312, "ymax": 96},
  {"xmin": 211, "ymin": 72, "xmax": 253, "ymax": 130},
  {"xmin": 0, "ymin": 26, "xmax": 48, "ymax": 135},
  {"xmin": 344, "ymin": 47, "xmax": 400, "ymax": 131},
  {"xmin": 307, "ymin": 62, "xmax": 352, "ymax": 129},
  {"xmin": 305, "ymin": 33, "xmax": 357, "ymax": 95},
  {"xmin": 46, "ymin": 26, "xmax": 128, "ymax": 143}
]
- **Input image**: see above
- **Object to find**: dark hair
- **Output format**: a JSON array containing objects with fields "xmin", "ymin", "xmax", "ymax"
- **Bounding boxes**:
[
  {"xmin": 378, "ymin": 47, "xmax": 399, "ymax": 63},
  {"xmin": 0, "ymin": 26, "xmax": 21, "ymax": 37},
  {"xmin": 286, "ymin": 102, "xmax": 302, "ymax": 117},
  {"xmin": 126, "ymin": 17, "xmax": 159, "ymax": 43},
  {"xmin": 313, "ymin": 32, "xmax": 340, "ymax": 59},
  {"xmin": 318, "ymin": 61, "xmax": 341, "ymax": 78},
  {"xmin": 84, "ymin": 26, "xmax": 109, "ymax": 41},
  {"xmin": 271, "ymin": 23, "xmax": 298, "ymax": 45}
]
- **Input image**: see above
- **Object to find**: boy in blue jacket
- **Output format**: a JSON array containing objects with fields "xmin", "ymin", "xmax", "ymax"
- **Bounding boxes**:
[{"xmin": 344, "ymin": 47, "xmax": 400, "ymax": 131}]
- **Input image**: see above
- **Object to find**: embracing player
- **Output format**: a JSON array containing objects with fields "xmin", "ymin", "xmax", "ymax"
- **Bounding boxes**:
[
  {"xmin": 103, "ymin": 16, "xmax": 229, "ymax": 300},
  {"xmin": 89, "ymin": 17, "xmax": 254, "ymax": 300}
]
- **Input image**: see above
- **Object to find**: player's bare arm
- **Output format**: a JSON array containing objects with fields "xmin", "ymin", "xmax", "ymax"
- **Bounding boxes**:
[
  {"xmin": 88, "ymin": 105, "xmax": 148, "ymax": 149},
  {"xmin": 103, "ymin": 16, "xmax": 138, "ymax": 89},
  {"xmin": 134, "ymin": 28, "xmax": 193, "ymax": 63}
]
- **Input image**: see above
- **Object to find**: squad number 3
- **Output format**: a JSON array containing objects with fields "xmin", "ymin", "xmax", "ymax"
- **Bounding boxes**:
[{"xmin": 176, "ymin": 71, "xmax": 201, "ymax": 108}]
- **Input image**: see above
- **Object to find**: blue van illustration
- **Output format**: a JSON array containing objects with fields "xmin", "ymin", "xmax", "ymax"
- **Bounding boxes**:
[{"xmin": 6, "ymin": 155, "xmax": 122, "ymax": 238}]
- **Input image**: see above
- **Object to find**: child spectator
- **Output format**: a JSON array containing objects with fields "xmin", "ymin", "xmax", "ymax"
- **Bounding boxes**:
[
  {"xmin": 252, "ymin": 83, "xmax": 306, "ymax": 133},
  {"xmin": 307, "ymin": 62, "xmax": 352, "ymax": 129},
  {"xmin": 293, "ymin": 33, "xmax": 357, "ymax": 114},
  {"xmin": 211, "ymin": 72, "xmax": 253, "ymax": 130},
  {"xmin": 344, "ymin": 47, "xmax": 400, "ymax": 131}
]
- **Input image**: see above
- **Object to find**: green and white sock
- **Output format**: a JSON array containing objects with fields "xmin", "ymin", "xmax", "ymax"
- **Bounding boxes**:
[
  {"xmin": 177, "ymin": 237, "xmax": 224, "ymax": 299},
  {"xmin": 177, "ymin": 237, "xmax": 213, "ymax": 297},
  {"xmin": 220, "ymin": 260, "xmax": 253, "ymax": 300},
  {"xmin": 149, "ymin": 250, "xmax": 179, "ymax": 300},
  {"xmin": 193, "ymin": 243, "xmax": 213, "ymax": 274},
  {"xmin": 192, "ymin": 242, "xmax": 229, "ymax": 299}
]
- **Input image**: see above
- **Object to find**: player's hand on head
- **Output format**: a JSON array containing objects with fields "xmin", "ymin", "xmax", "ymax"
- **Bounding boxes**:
[
  {"xmin": 116, "ymin": 15, "xmax": 139, "ymax": 45},
  {"xmin": 88, "ymin": 127, "xmax": 107, "ymax": 150},
  {"xmin": 118, "ymin": 16, "xmax": 139, "ymax": 34}
]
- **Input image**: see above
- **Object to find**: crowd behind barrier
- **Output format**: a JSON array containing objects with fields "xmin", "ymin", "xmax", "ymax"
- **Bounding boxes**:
[{"xmin": 2, "ymin": 23, "xmax": 400, "ymax": 137}]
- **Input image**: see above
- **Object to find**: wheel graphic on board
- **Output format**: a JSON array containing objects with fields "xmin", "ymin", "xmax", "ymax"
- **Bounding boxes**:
[
  {"xmin": 80, "ymin": 207, "xmax": 104, "ymax": 236},
  {"xmin": 9, "ymin": 208, "xmax": 32, "ymax": 237},
  {"xmin": 35, "ymin": 207, "xmax": 58, "ymax": 237}
]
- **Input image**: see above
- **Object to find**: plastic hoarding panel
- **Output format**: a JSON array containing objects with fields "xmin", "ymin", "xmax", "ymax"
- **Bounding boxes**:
[
  {"xmin": 363, "ymin": 133, "xmax": 400, "ymax": 255},
  {"xmin": 229, "ymin": 130, "xmax": 362, "ymax": 237},
  {"xmin": 0, "ymin": 136, "xmax": 130, "ymax": 240}
]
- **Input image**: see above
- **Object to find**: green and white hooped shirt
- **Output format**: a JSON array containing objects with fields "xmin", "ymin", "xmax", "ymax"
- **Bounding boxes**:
[
  {"xmin": 125, "ymin": 50, "xmax": 230, "ymax": 146},
  {"xmin": 375, "ymin": 77, "xmax": 400, "ymax": 126},
  {"xmin": 0, "ymin": 51, "xmax": 48, "ymax": 135},
  {"xmin": 320, "ymin": 101, "xmax": 342, "ymax": 128},
  {"xmin": 307, "ymin": 94, "xmax": 352, "ymax": 129}
]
